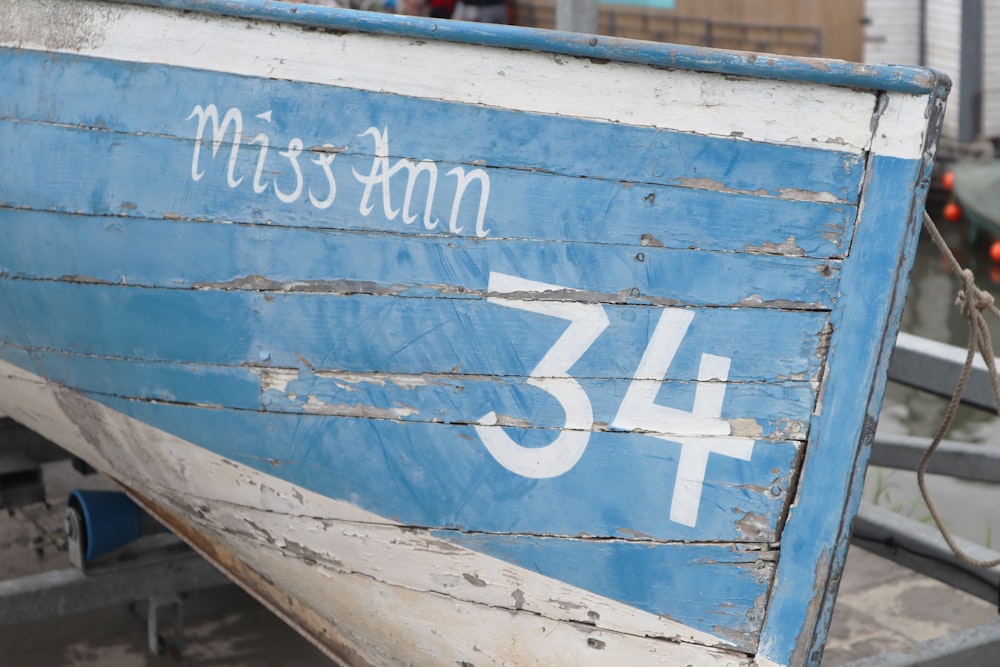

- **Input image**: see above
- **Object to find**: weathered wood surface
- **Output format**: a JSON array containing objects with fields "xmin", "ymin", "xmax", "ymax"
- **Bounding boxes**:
[{"xmin": 0, "ymin": 0, "xmax": 947, "ymax": 665}]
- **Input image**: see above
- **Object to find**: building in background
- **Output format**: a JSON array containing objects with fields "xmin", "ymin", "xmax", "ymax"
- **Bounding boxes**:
[
  {"xmin": 511, "ymin": 1, "xmax": 863, "ymax": 62},
  {"xmin": 512, "ymin": 0, "xmax": 997, "ymax": 152},
  {"xmin": 865, "ymin": 0, "xmax": 998, "ymax": 151}
]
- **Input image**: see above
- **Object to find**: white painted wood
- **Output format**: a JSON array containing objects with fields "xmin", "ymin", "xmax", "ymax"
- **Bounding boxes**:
[
  {"xmin": 232, "ymin": 543, "xmax": 753, "ymax": 666},
  {"xmin": 870, "ymin": 92, "xmax": 940, "ymax": 159},
  {"xmin": 0, "ymin": 358, "xmax": 752, "ymax": 666},
  {"xmin": 0, "ymin": 0, "xmax": 888, "ymax": 155}
]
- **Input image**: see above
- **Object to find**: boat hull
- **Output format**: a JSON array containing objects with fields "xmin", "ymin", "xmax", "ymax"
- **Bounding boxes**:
[
  {"xmin": 0, "ymin": 1, "xmax": 948, "ymax": 664},
  {"xmin": 0, "ymin": 357, "xmax": 745, "ymax": 665}
]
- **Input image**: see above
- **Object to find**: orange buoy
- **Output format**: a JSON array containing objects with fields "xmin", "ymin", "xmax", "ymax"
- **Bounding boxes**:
[
  {"xmin": 991, "ymin": 240, "xmax": 1000, "ymax": 263},
  {"xmin": 941, "ymin": 170, "xmax": 955, "ymax": 191},
  {"xmin": 943, "ymin": 200, "xmax": 963, "ymax": 222}
]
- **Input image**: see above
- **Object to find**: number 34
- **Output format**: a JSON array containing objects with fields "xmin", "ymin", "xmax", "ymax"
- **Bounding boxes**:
[{"xmin": 473, "ymin": 272, "xmax": 755, "ymax": 527}]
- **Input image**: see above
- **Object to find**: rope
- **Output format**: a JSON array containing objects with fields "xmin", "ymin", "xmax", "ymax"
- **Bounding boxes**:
[{"xmin": 918, "ymin": 211, "xmax": 1000, "ymax": 568}]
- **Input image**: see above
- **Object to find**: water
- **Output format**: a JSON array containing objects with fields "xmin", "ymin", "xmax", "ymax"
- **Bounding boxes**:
[{"xmin": 866, "ymin": 201, "xmax": 1000, "ymax": 547}]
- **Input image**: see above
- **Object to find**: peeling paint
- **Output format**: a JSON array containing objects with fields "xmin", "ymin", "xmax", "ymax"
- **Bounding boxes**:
[
  {"xmin": 463, "ymin": 572, "xmax": 488, "ymax": 587},
  {"xmin": 57, "ymin": 274, "xmax": 114, "ymax": 285},
  {"xmin": 258, "ymin": 368, "xmax": 299, "ymax": 393},
  {"xmin": 735, "ymin": 295, "xmax": 824, "ymax": 310},
  {"xmin": 734, "ymin": 510, "xmax": 769, "ymax": 540},
  {"xmin": 182, "ymin": 272, "xmax": 810, "ymax": 311},
  {"xmin": 482, "ymin": 413, "xmax": 531, "ymax": 428},
  {"xmin": 712, "ymin": 585, "xmax": 769, "ymax": 645},
  {"xmin": 416, "ymin": 538, "xmax": 466, "ymax": 554},
  {"xmin": 512, "ymin": 588, "xmax": 525, "ymax": 610},
  {"xmin": 815, "ymin": 263, "xmax": 835, "ymax": 278},
  {"xmin": 790, "ymin": 547, "xmax": 833, "ymax": 666},
  {"xmin": 243, "ymin": 518, "xmax": 277, "ymax": 545},
  {"xmin": 677, "ymin": 177, "xmax": 769, "ymax": 198},
  {"xmin": 743, "ymin": 236, "xmax": 806, "ymax": 257},
  {"xmin": 283, "ymin": 538, "xmax": 343, "ymax": 567},
  {"xmin": 307, "ymin": 143, "xmax": 347, "ymax": 154},
  {"xmin": 193, "ymin": 274, "xmax": 407, "ymax": 295},
  {"xmin": 300, "ymin": 395, "xmax": 420, "ymax": 419},
  {"xmin": 728, "ymin": 418, "xmax": 764, "ymax": 439},
  {"xmin": 615, "ymin": 527, "xmax": 655, "ymax": 540},
  {"xmin": 769, "ymin": 419, "xmax": 806, "ymax": 440},
  {"xmin": 550, "ymin": 599, "xmax": 585, "ymax": 611},
  {"xmin": 774, "ymin": 188, "xmax": 843, "ymax": 204},
  {"xmin": 639, "ymin": 233, "xmax": 663, "ymax": 247}
]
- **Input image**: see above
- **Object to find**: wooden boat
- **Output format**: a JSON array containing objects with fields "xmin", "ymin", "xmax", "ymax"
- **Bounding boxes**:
[{"xmin": 0, "ymin": 1, "xmax": 948, "ymax": 665}]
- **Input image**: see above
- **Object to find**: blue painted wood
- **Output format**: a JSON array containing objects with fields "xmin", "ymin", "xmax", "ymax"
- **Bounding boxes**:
[
  {"xmin": 0, "ymin": 346, "xmax": 815, "ymax": 439},
  {"xmin": 1, "ymin": 48, "xmax": 866, "ymax": 213},
  {"xmin": 0, "ymin": 279, "xmax": 829, "ymax": 381},
  {"xmin": 755, "ymin": 153, "xmax": 942, "ymax": 664},
  {"xmin": 0, "ymin": 108, "xmax": 858, "ymax": 260},
  {"xmin": 0, "ymin": 346, "xmax": 264, "ymax": 411},
  {"xmin": 86, "ymin": 394, "xmax": 800, "ymax": 545},
  {"xmin": 0, "ymin": 211, "xmax": 841, "ymax": 308}
]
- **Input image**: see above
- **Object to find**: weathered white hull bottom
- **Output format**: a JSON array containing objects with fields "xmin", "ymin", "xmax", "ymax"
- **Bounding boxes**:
[{"xmin": 0, "ymin": 358, "xmax": 751, "ymax": 666}]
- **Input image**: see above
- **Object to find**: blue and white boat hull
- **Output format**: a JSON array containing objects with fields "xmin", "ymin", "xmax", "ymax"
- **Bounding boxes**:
[{"xmin": 0, "ymin": 1, "xmax": 948, "ymax": 664}]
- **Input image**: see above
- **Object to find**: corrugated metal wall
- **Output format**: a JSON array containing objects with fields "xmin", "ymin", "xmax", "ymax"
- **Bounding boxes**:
[
  {"xmin": 863, "ymin": 0, "xmax": 921, "ymax": 66},
  {"xmin": 864, "ymin": 0, "xmax": 1000, "ymax": 143},
  {"xmin": 984, "ymin": 0, "xmax": 1000, "ymax": 138},
  {"xmin": 925, "ymin": 0, "xmax": 964, "ymax": 140}
]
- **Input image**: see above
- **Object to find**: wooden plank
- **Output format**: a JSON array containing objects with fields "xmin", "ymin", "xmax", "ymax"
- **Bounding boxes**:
[
  {"xmin": 0, "ymin": 347, "xmax": 817, "ymax": 440},
  {"xmin": 0, "ymin": 280, "xmax": 832, "ymax": 377},
  {"xmin": 87, "ymin": 394, "xmax": 802, "ymax": 544},
  {"xmin": 0, "ymin": 212, "xmax": 846, "ymax": 304},
  {"xmin": 181, "ymin": 485, "xmax": 778, "ymax": 651},
  {"xmin": 756, "ymin": 93, "xmax": 949, "ymax": 664}
]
